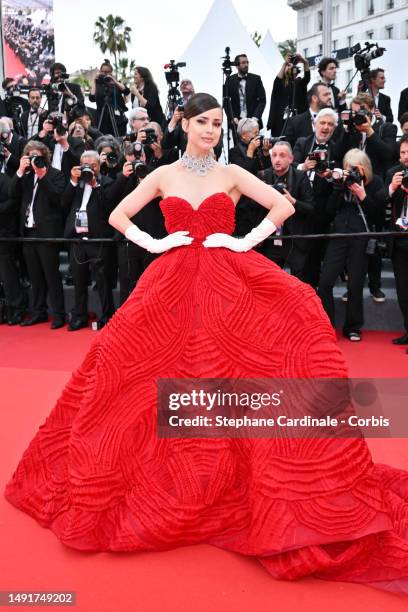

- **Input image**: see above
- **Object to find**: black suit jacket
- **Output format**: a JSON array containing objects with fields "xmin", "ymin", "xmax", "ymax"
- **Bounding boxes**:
[
  {"xmin": 337, "ymin": 120, "xmax": 397, "ymax": 178},
  {"xmin": 377, "ymin": 92, "xmax": 393, "ymax": 123},
  {"xmin": 284, "ymin": 111, "xmax": 314, "ymax": 147},
  {"xmin": 267, "ymin": 71, "xmax": 310, "ymax": 135},
  {"xmin": 292, "ymin": 133, "xmax": 340, "ymax": 168},
  {"xmin": 228, "ymin": 140, "xmax": 271, "ymax": 175},
  {"xmin": 39, "ymin": 135, "xmax": 85, "ymax": 181},
  {"xmin": 326, "ymin": 83, "xmax": 347, "ymax": 113},
  {"xmin": 259, "ymin": 166, "xmax": 316, "ymax": 251},
  {"xmin": 131, "ymin": 82, "xmax": 164, "ymax": 126},
  {"xmin": 20, "ymin": 109, "xmax": 46, "ymax": 139},
  {"xmin": 398, "ymin": 88, "xmax": 408, "ymax": 122},
  {"xmin": 62, "ymin": 175, "xmax": 117, "ymax": 239},
  {"xmin": 224, "ymin": 73, "xmax": 266, "ymax": 128},
  {"xmin": 9, "ymin": 166, "xmax": 66, "ymax": 237},
  {"xmin": 46, "ymin": 82, "xmax": 85, "ymax": 115},
  {"xmin": 3, "ymin": 132, "xmax": 27, "ymax": 176},
  {"xmin": 385, "ymin": 163, "xmax": 408, "ymax": 251},
  {"xmin": 0, "ymin": 173, "xmax": 19, "ymax": 236}
]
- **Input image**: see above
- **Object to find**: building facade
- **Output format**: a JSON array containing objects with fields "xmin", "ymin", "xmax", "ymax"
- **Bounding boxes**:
[{"xmin": 288, "ymin": 0, "xmax": 408, "ymax": 92}]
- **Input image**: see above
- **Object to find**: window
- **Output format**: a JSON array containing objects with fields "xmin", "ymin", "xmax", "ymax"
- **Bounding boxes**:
[
  {"xmin": 332, "ymin": 40, "xmax": 337, "ymax": 50},
  {"xmin": 387, "ymin": 0, "xmax": 394, "ymax": 9},
  {"xmin": 366, "ymin": 30, "xmax": 374, "ymax": 39},
  {"xmin": 332, "ymin": 5, "xmax": 339, "ymax": 25},
  {"xmin": 346, "ymin": 70, "xmax": 353, "ymax": 93},
  {"xmin": 318, "ymin": 43, "xmax": 323, "ymax": 55},
  {"xmin": 367, "ymin": 0, "xmax": 375, "ymax": 15},
  {"xmin": 317, "ymin": 10, "xmax": 323, "ymax": 31},
  {"xmin": 303, "ymin": 48, "xmax": 308, "ymax": 58},
  {"xmin": 385, "ymin": 25, "xmax": 394, "ymax": 38},
  {"xmin": 347, "ymin": 0, "xmax": 355, "ymax": 19},
  {"xmin": 302, "ymin": 15, "xmax": 310, "ymax": 35},
  {"xmin": 347, "ymin": 35, "xmax": 354, "ymax": 47}
]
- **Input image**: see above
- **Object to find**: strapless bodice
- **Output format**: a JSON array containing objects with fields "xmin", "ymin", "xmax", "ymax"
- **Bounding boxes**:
[{"xmin": 159, "ymin": 192, "xmax": 236, "ymax": 244}]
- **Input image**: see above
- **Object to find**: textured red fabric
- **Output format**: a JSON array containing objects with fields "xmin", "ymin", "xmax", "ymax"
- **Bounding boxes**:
[{"xmin": 5, "ymin": 193, "xmax": 408, "ymax": 591}]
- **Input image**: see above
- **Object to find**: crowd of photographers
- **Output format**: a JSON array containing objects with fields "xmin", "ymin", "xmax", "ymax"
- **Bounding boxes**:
[{"xmin": 0, "ymin": 53, "xmax": 407, "ymax": 348}]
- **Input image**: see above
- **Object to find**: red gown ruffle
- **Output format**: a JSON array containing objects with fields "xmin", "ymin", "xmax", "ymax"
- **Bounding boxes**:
[{"xmin": 5, "ymin": 193, "xmax": 408, "ymax": 592}]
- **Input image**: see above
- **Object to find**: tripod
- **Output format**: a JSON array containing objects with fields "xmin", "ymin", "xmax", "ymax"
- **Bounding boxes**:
[
  {"xmin": 280, "ymin": 73, "xmax": 298, "ymax": 138},
  {"xmin": 97, "ymin": 88, "xmax": 120, "ymax": 138}
]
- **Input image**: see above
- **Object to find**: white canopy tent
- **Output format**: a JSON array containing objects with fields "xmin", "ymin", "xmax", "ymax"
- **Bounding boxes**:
[
  {"xmin": 259, "ymin": 30, "xmax": 283, "ymax": 80},
  {"xmin": 169, "ymin": 0, "xmax": 277, "ymax": 130}
]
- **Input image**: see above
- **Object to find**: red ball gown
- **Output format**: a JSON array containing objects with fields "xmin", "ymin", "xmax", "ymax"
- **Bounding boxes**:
[{"xmin": 5, "ymin": 193, "xmax": 408, "ymax": 592}]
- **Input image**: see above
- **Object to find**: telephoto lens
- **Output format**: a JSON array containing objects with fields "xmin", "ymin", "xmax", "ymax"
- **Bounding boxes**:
[{"xmin": 79, "ymin": 164, "xmax": 95, "ymax": 184}]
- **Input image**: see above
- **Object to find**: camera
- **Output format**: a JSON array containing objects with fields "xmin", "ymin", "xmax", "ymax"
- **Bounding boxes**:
[
  {"xmin": 51, "ymin": 115, "xmax": 67, "ymax": 136},
  {"xmin": 0, "ymin": 130, "xmax": 10, "ymax": 144},
  {"xmin": 308, "ymin": 144, "xmax": 330, "ymax": 173},
  {"xmin": 79, "ymin": 164, "xmax": 95, "ymax": 184},
  {"xmin": 144, "ymin": 127, "xmax": 157, "ymax": 145},
  {"xmin": 341, "ymin": 108, "xmax": 371, "ymax": 131},
  {"xmin": 401, "ymin": 168, "xmax": 408, "ymax": 189},
  {"xmin": 96, "ymin": 74, "xmax": 113, "ymax": 86},
  {"xmin": 106, "ymin": 151, "xmax": 118, "ymax": 165},
  {"xmin": 288, "ymin": 54, "xmax": 299, "ymax": 65},
  {"xmin": 273, "ymin": 182, "xmax": 287, "ymax": 194},
  {"xmin": 331, "ymin": 166, "xmax": 364, "ymax": 188},
  {"xmin": 131, "ymin": 141, "xmax": 148, "ymax": 179},
  {"xmin": 177, "ymin": 103, "xmax": 184, "ymax": 113},
  {"xmin": 25, "ymin": 155, "xmax": 47, "ymax": 173},
  {"xmin": 351, "ymin": 42, "xmax": 386, "ymax": 72}
]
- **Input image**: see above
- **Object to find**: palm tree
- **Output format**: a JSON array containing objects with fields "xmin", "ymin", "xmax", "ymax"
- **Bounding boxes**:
[
  {"xmin": 278, "ymin": 39, "xmax": 297, "ymax": 59},
  {"xmin": 117, "ymin": 57, "xmax": 136, "ymax": 86},
  {"xmin": 93, "ymin": 15, "xmax": 132, "ymax": 77}
]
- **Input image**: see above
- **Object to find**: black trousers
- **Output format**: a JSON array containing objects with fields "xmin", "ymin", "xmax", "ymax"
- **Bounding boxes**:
[
  {"xmin": 0, "ymin": 244, "xmax": 25, "ymax": 311},
  {"xmin": 257, "ymin": 240, "xmax": 310, "ymax": 281},
  {"xmin": 118, "ymin": 242, "xmax": 159, "ymax": 306},
  {"xmin": 70, "ymin": 242, "xmax": 115, "ymax": 322},
  {"xmin": 391, "ymin": 244, "xmax": 408, "ymax": 333},
  {"xmin": 367, "ymin": 250, "xmax": 382, "ymax": 292},
  {"xmin": 23, "ymin": 230, "xmax": 65, "ymax": 318},
  {"xmin": 318, "ymin": 237, "xmax": 368, "ymax": 334}
]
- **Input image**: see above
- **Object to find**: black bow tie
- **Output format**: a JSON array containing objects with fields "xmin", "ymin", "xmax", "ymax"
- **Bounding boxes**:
[
  {"xmin": 30, "ymin": 110, "xmax": 38, "ymax": 115},
  {"xmin": 238, "ymin": 75, "xmax": 247, "ymax": 81}
]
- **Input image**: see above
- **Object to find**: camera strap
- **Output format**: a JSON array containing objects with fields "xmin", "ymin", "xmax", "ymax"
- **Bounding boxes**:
[{"xmin": 356, "ymin": 201, "xmax": 370, "ymax": 233}]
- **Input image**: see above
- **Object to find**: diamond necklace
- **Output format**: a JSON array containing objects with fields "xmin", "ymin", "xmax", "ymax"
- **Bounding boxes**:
[{"xmin": 180, "ymin": 152, "xmax": 217, "ymax": 177}]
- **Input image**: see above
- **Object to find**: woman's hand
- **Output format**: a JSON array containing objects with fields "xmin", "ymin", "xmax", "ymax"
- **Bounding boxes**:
[
  {"xmin": 348, "ymin": 182, "xmax": 366, "ymax": 201},
  {"xmin": 125, "ymin": 227, "xmax": 193, "ymax": 253},
  {"xmin": 203, "ymin": 218, "xmax": 277, "ymax": 253}
]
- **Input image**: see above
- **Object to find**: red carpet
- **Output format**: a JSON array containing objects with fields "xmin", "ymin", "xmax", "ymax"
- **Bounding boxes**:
[
  {"xmin": 1, "ymin": 325, "xmax": 407, "ymax": 611},
  {"xmin": 4, "ymin": 42, "xmax": 27, "ymax": 78}
]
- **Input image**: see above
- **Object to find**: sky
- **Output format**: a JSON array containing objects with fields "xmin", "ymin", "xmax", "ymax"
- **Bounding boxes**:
[{"xmin": 53, "ymin": 0, "xmax": 297, "ymax": 74}]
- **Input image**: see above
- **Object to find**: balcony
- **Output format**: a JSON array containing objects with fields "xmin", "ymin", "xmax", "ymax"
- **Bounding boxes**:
[{"xmin": 287, "ymin": 0, "xmax": 320, "ymax": 9}]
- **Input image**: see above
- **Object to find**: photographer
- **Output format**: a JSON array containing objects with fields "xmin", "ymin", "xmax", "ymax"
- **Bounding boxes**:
[
  {"xmin": 338, "ymin": 93, "xmax": 397, "ymax": 178},
  {"xmin": 267, "ymin": 54, "xmax": 310, "ymax": 137},
  {"xmin": 46, "ymin": 62, "xmax": 85, "ymax": 117},
  {"xmin": 37, "ymin": 111, "xmax": 85, "ymax": 182},
  {"xmin": 0, "ymin": 117, "xmax": 27, "ymax": 176},
  {"xmin": 95, "ymin": 135, "xmax": 123, "ymax": 180},
  {"xmin": 284, "ymin": 82, "xmax": 333, "ymax": 147},
  {"xmin": 137, "ymin": 122, "xmax": 178, "ymax": 171},
  {"xmin": 368, "ymin": 68, "xmax": 393, "ymax": 123},
  {"xmin": 1, "ymin": 77, "xmax": 29, "ymax": 133},
  {"xmin": 68, "ymin": 120, "xmax": 94, "ymax": 150},
  {"xmin": 224, "ymin": 54, "xmax": 266, "ymax": 129},
  {"xmin": 62, "ymin": 151, "xmax": 117, "ymax": 331},
  {"xmin": 89, "ymin": 60, "xmax": 130, "ymax": 137},
  {"xmin": 228, "ymin": 118, "xmax": 272, "ymax": 174},
  {"xmin": 10, "ymin": 141, "xmax": 66, "ymax": 328},
  {"xmin": 109, "ymin": 142, "xmax": 167, "ymax": 304},
  {"xmin": 0, "ymin": 169, "xmax": 26, "ymax": 325},
  {"xmin": 386, "ymin": 135, "xmax": 408, "ymax": 348},
  {"xmin": 293, "ymin": 108, "xmax": 340, "ymax": 287},
  {"xmin": 72, "ymin": 110, "xmax": 103, "ymax": 142},
  {"xmin": 130, "ymin": 67, "xmax": 164, "ymax": 126},
  {"xmin": 20, "ymin": 88, "xmax": 47, "ymax": 139},
  {"xmin": 317, "ymin": 149, "xmax": 386, "ymax": 342},
  {"xmin": 127, "ymin": 107, "xmax": 149, "ymax": 139},
  {"xmin": 256, "ymin": 141, "xmax": 315, "ymax": 280},
  {"xmin": 317, "ymin": 57, "xmax": 347, "ymax": 113},
  {"xmin": 179, "ymin": 79, "xmax": 195, "ymax": 106}
]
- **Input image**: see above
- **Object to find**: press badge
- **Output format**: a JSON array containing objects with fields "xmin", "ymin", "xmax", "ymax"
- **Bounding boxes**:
[
  {"xmin": 274, "ymin": 226, "xmax": 283, "ymax": 246},
  {"xmin": 75, "ymin": 210, "xmax": 88, "ymax": 233},
  {"xmin": 396, "ymin": 217, "xmax": 408, "ymax": 231}
]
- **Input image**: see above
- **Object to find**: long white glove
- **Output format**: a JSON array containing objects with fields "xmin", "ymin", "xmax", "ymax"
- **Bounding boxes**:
[
  {"xmin": 203, "ymin": 218, "xmax": 277, "ymax": 253},
  {"xmin": 125, "ymin": 224, "xmax": 193, "ymax": 253}
]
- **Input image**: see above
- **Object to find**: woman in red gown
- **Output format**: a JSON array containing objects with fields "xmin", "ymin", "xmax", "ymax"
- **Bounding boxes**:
[{"xmin": 5, "ymin": 94, "xmax": 408, "ymax": 593}]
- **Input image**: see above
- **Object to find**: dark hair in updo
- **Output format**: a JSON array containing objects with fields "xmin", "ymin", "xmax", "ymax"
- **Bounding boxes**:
[{"xmin": 183, "ymin": 93, "xmax": 221, "ymax": 119}]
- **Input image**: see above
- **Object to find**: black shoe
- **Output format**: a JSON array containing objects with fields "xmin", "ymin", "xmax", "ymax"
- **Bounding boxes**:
[
  {"xmin": 67, "ymin": 319, "xmax": 88, "ymax": 331},
  {"xmin": 96, "ymin": 319, "xmax": 107, "ymax": 330},
  {"xmin": 341, "ymin": 291, "xmax": 348, "ymax": 303},
  {"xmin": 20, "ymin": 315, "xmax": 48, "ymax": 326},
  {"xmin": 64, "ymin": 274, "xmax": 74, "ymax": 286},
  {"xmin": 50, "ymin": 316, "xmax": 65, "ymax": 329},
  {"xmin": 392, "ymin": 333, "xmax": 408, "ymax": 345},
  {"xmin": 370, "ymin": 289, "xmax": 386, "ymax": 303},
  {"xmin": 344, "ymin": 330, "xmax": 361, "ymax": 342},
  {"xmin": 8, "ymin": 312, "xmax": 24, "ymax": 325}
]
